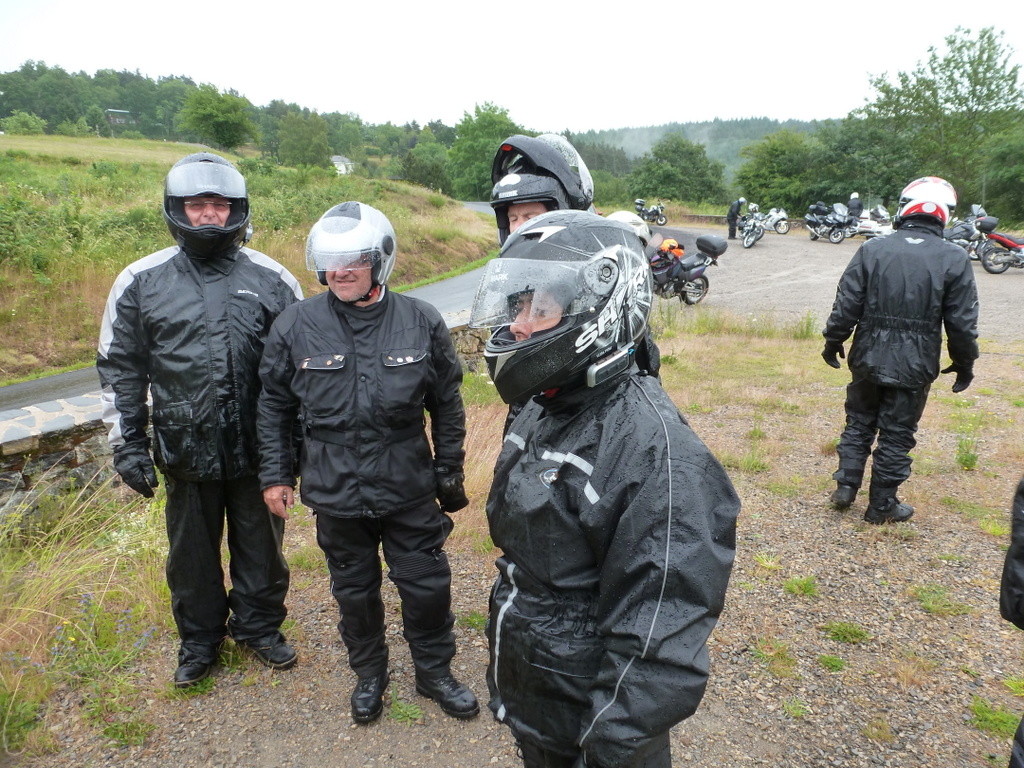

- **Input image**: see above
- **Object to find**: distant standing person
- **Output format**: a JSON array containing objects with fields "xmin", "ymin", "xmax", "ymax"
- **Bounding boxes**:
[
  {"xmin": 97, "ymin": 152, "xmax": 303, "ymax": 687},
  {"xmin": 257, "ymin": 202, "xmax": 478, "ymax": 724},
  {"xmin": 1000, "ymin": 475, "xmax": 1024, "ymax": 768},
  {"xmin": 822, "ymin": 176, "xmax": 979, "ymax": 524},
  {"xmin": 726, "ymin": 196, "xmax": 746, "ymax": 239},
  {"xmin": 847, "ymin": 191, "xmax": 864, "ymax": 219}
]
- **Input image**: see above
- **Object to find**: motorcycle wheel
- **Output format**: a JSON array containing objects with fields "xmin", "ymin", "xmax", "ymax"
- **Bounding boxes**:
[
  {"xmin": 828, "ymin": 228, "xmax": 845, "ymax": 244},
  {"xmin": 775, "ymin": 220, "xmax": 791, "ymax": 234},
  {"xmin": 742, "ymin": 230, "xmax": 757, "ymax": 249},
  {"xmin": 809, "ymin": 230, "xmax": 819, "ymax": 241},
  {"xmin": 681, "ymin": 276, "xmax": 709, "ymax": 305},
  {"xmin": 981, "ymin": 247, "xmax": 1012, "ymax": 274},
  {"xmin": 655, "ymin": 214, "xmax": 668, "ymax": 226},
  {"xmin": 755, "ymin": 227, "xmax": 765, "ymax": 242}
]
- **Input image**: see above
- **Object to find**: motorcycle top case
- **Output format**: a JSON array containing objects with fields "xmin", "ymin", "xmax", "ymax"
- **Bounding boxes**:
[{"xmin": 977, "ymin": 216, "xmax": 999, "ymax": 234}]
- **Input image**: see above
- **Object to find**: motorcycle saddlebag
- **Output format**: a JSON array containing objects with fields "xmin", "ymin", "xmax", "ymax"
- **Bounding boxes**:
[{"xmin": 977, "ymin": 216, "xmax": 999, "ymax": 233}]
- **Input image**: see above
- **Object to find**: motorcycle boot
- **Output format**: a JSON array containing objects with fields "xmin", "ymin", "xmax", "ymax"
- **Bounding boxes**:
[
  {"xmin": 864, "ymin": 484, "xmax": 914, "ymax": 524},
  {"xmin": 351, "ymin": 670, "xmax": 390, "ymax": 724},
  {"xmin": 415, "ymin": 671, "xmax": 480, "ymax": 719},
  {"xmin": 830, "ymin": 484, "xmax": 858, "ymax": 509}
]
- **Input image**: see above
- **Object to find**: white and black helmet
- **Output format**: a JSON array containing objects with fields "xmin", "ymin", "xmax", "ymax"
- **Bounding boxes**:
[
  {"xmin": 490, "ymin": 133, "xmax": 594, "ymax": 245},
  {"xmin": 605, "ymin": 210, "xmax": 652, "ymax": 247},
  {"xmin": 305, "ymin": 202, "xmax": 397, "ymax": 288},
  {"xmin": 469, "ymin": 210, "xmax": 652, "ymax": 404},
  {"xmin": 163, "ymin": 152, "xmax": 250, "ymax": 258}
]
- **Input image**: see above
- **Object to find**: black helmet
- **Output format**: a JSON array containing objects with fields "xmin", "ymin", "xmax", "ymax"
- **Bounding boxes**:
[
  {"xmin": 305, "ymin": 201, "xmax": 397, "ymax": 289},
  {"xmin": 163, "ymin": 152, "xmax": 250, "ymax": 258},
  {"xmin": 489, "ymin": 134, "xmax": 594, "ymax": 245},
  {"xmin": 469, "ymin": 210, "xmax": 652, "ymax": 404}
]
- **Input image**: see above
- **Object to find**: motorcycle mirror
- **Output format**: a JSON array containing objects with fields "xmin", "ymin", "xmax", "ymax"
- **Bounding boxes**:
[{"xmin": 696, "ymin": 234, "xmax": 728, "ymax": 258}]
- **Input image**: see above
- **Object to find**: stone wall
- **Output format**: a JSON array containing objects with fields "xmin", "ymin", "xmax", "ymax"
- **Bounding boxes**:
[{"xmin": 0, "ymin": 322, "xmax": 490, "ymax": 520}]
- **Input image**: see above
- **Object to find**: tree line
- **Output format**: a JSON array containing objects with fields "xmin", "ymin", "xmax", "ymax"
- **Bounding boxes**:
[{"xmin": 2, "ymin": 26, "xmax": 1022, "ymax": 219}]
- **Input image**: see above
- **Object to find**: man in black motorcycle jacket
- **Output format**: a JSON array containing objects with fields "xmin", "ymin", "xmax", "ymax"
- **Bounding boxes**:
[
  {"xmin": 822, "ymin": 176, "xmax": 979, "ymax": 524},
  {"xmin": 96, "ymin": 153, "xmax": 304, "ymax": 687},
  {"xmin": 470, "ymin": 211, "xmax": 739, "ymax": 768},
  {"xmin": 1000, "ymin": 475, "xmax": 1024, "ymax": 768},
  {"xmin": 257, "ymin": 202, "xmax": 478, "ymax": 725},
  {"xmin": 726, "ymin": 196, "xmax": 746, "ymax": 239}
]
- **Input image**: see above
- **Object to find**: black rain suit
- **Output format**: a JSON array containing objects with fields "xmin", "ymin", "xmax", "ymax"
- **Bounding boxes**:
[
  {"xmin": 97, "ymin": 245, "xmax": 303, "ymax": 661},
  {"xmin": 257, "ymin": 288, "xmax": 466, "ymax": 677},
  {"xmin": 1000, "ymin": 476, "xmax": 1024, "ymax": 768},
  {"xmin": 823, "ymin": 218, "xmax": 979, "ymax": 500},
  {"xmin": 847, "ymin": 197, "xmax": 864, "ymax": 219},
  {"xmin": 726, "ymin": 199, "xmax": 743, "ymax": 238},
  {"xmin": 485, "ymin": 370, "xmax": 738, "ymax": 767}
]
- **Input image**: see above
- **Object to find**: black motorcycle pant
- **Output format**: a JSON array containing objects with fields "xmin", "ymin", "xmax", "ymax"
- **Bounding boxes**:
[
  {"xmin": 164, "ymin": 474, "xmax": 290, "ymax": 665},
  {"xmin": 727, "ymin": 217, "xmax": 738, "ymax": 238},
  {"xmin": 315, "ymin": 501, "xmax": 456, "ymax": 679},
  {"xmin": 517, "ymin": 732, "xmax": 671, "ymax": 768},
  {"xmin": 833, "ymin": 377, "xmax": 930, "ymax": 493}
]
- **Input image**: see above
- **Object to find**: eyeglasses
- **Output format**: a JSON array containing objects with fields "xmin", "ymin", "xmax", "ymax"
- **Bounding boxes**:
[{"xmin": 184, "ymin": 200, "xmax": 232, "ymax": 211}]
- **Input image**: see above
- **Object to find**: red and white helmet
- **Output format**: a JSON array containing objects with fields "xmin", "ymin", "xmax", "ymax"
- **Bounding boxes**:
[{"xmin": 895, "ymin": 176, "xmax": 957, "ymax": 226}]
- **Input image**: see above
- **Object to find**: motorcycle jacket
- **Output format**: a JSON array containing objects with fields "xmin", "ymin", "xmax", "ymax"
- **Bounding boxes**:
[
  {"xmin": 97, "ymin": 246, "xmax": 303, "ymax": 481},
  {"xmin": 727, "ymin": 199, "xmax": 743, "ymax": 221},
  {"xmin": 486, "ymin": 371, "xmax": 738, "ymax": 766},
  {"xmin": 257, "ymin": 289, "xmax": 466, "ymax": 516},
  {"xmin": 823, "ymin": 219, "xmax": 979, "ymax": 388}
]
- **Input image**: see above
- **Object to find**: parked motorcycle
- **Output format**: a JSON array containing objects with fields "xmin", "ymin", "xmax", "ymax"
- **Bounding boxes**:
[
  {"xmin": 805, "ymin": 202, "xmax": 854, "ymax": 244},
  {"xmin": 978, "ymin": 216, "xmax": 1024, "ymax": 274},
  {"xmin": 649, "ymin": 234, "xmax": 727, "ymax": 304},
  {"xmin": 738, "ymin": 206, "xmax": 766, "ymax": 248},
  {"xmin": 854, "ymin": 204, "xmax": 893, "ymax": 238},
  {"xmin": 944, "ymin": 204, "xmax": 988, "ymax": 260},
  {"xmin": 634, "ymin": 199, "xmax": 668, "ymax": 226},
  {"xmin": 763, "ymin": 207, "xmax": 790, "ymax": 234}
]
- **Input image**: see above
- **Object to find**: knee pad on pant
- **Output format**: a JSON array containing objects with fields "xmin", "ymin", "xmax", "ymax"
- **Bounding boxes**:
[
  {"xmin": 328, "ymin": 555, "xmax": 381, "ymax": 585},
  {"xmin": 389, "ymin": 549, "xmax": 450, "ymax": 582}
]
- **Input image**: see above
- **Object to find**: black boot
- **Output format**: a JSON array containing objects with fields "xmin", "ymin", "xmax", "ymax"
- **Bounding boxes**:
[
  {"xmin": 830, "ymin": 484, "xmax": 858, "ymax": 509},
  {"xmin": 173, "ymin": 642, "xmax": 220, "ymax": 688},
  {"xmin": 351, "ymin": 671, "xmax": 389, "ymax": 724},
  {"xmin": 864, "ymin": 497, "xmax": 914, "ymax": 524},
  {"xmin": 415, "ymin": 672, "xmax": 479, "ymax": 719}
]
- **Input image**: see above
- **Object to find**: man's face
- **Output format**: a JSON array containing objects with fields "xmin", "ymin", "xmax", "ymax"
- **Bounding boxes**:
[
  {"xmin": 510, "ymin": 290, "xmax": 564, "ymax": 341},
  {"xmin": 507, "ymin": 201, "xmax": 549, "ymax": 234},
  {"xmin": 326, "ymin": 258, "xmax": 374, "ymax": 303},
  {"xmin": 183, "ymin": 195, "xmax": 232, "ymax": 227}
]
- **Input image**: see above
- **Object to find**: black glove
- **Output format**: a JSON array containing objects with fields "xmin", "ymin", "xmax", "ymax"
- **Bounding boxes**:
[
  {"xmin": 821, "ymin": 340, "xmax": 845, "ymax": 369},
  {"xmin": 434, "ymin": 466, "xmax": 468, "ymax": 513},
  {"xmin": 113, "ymin": 447, "xmax": 158, "ymax": 498},
  {"xmin": 941, "ymin": 363, "xmax": 974, "ymax": 393}
]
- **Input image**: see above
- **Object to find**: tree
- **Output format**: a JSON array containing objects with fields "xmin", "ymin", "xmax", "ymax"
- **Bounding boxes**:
[
  {"xmin": 627, "ymin": 134, "xmax": 725, "ymax": 203},
  {"xmin": 860, "ymin": 26, "xmax": 1024, "ymax": 203},
  {"xmin": 176, "ymin": 84, "xmax": 258, "ymax": 150},
  {"xmin": 0, "ymin": 110, "xmax": 47, "ymax": 134},
  {"xmin": 277, "ymin": 111, "xmax": 331, "ymax": 168},
  {"xmin": 402, "ymin": 128, "xmax": 451, "ymax": 193},
  {"xmin": 984, "ymin": 125, "xmax": 1024, "ymax": 219},
  {"xmin": 734, "ymin": 130, "xmax": 824, "ymax": 213},
  {"xmin": 447, "ymin": 103, "xmax": 522, "ymax": 201}
]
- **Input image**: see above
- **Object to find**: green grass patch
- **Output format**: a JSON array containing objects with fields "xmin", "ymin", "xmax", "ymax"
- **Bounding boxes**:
[
  {"xmin": 457, "ymin": 611, "xmax": 487, "ymax": 632},
  {"xmin": 389, "ymin": 686, "xmax": 424, "ymax": 724},
  {"xmin": 822, "ymin": 621, "xmax": 871, "ymax": 643},
  {"xmin": 783, "ymin": 698, "xmax": 811, "ymax": 718},
  {"xmin": 910, "ymin": 584, "xmax": 972, "ymax": 616},
  {"xmin": 784, "ymin": 576, "xmax": 819, "ymax": 597},
  {"xmin": 817, "ymin": 655, "xmax": 847, "ymax": 672},
  {"xmin": 969, "ymin": 696, "xmax": 1020, "ymax": 738},
  {"xmin": 751, "ymin": 637, "xmax": 798, "ymax": 678}
]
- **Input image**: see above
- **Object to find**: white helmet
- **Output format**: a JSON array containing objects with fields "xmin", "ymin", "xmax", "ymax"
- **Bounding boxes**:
[
  {"xmin": 738, "ymin": 197, "xmax": 747, "ymax": 204},
  {"xmin": 850, "ymin": 192, "xmax": 859, "ymax": 199},
  {"xmin": 605, "ymin": 210, "xmax": 652, "ymax": 247},
  {"xmin": 748, "ymin": 203, "xmax": 759, "ymax": 213},
  {"xmin": 305, "ymin": 202, "xmax": 397, "ymax": 289},
  {"xmin": 895, "ymin": 176, "xmax": 957, "ymax": 227}
]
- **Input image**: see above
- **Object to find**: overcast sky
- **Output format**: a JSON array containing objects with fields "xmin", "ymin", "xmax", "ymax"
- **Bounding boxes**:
[{"xmin": 2, "ymin": 0, "xmax": 1023, "ymax": 134}]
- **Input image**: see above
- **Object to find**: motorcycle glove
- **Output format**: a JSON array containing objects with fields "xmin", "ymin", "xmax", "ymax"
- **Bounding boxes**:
[
  {"xmin": 434, "ymin": 465, "xmax": 469, "ymax": 513},
  {"xmin": 941, "ymin": 363, "xmax": 974, "ymax": 393},
  {"xmin": 821, "ymin": 340, "xmax": 845, "ymax": 369},
  {"xmin": 113, "ymin": 445, "xmax": 159, "ymax": 498}
]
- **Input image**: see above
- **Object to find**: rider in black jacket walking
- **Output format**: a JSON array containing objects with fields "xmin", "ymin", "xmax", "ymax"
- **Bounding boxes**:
[{"xmin": 822, "ymin": 176, "xmax": 979, "ymax": 523}]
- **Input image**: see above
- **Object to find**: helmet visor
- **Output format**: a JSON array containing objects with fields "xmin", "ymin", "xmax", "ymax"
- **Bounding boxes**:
[
  {"xmin": 305, "ymin": 214, "xmax": 386, "ymax": 272},
  {"xmin": 469, "ymin": 254, "xmax": 617, "ymax": 331},
  {"xmin": 166, "ymin": 162, "xmax": 246, "ymax": 199}
]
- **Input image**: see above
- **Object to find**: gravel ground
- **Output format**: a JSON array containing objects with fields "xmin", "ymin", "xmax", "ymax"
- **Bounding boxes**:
[{"xmin": 10, "ymin": 226, "xmax": 1024, "ymax": 768}]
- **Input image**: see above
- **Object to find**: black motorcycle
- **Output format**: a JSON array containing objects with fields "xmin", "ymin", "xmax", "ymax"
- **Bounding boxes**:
[
  {"xmin": 805, "ymin": 202, "xmax": 854, "ymax": 244},
  {"xmin": 634, "ymin": 199, "xmax": 668, "ymax": 226},
  {"xmin": 944, "ymin": 204, "xmax": 988, "ymax": 261}
]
